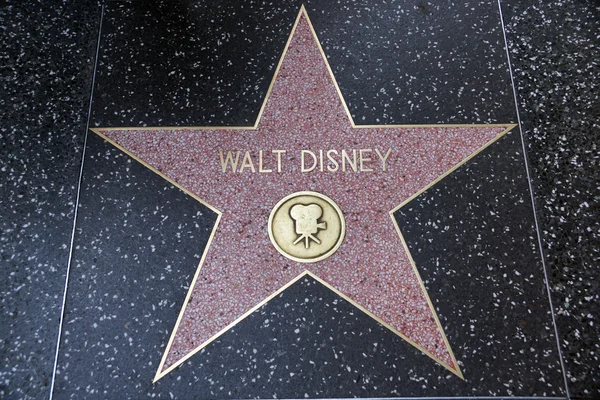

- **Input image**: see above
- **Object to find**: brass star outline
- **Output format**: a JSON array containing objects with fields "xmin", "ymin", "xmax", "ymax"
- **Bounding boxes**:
[{"xmin": 92, "ymin": 6, "xmax": 516, "ymax": 383}]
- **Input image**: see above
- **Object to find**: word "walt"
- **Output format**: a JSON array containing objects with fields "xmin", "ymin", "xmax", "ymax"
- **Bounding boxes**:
[{"xmin": 219, "ymin": 149, "xmax": 392, "ymax": 173}]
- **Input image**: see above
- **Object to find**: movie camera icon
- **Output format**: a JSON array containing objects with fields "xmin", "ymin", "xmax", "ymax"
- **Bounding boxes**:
[{"xmin": 290, "ymin": 204, "xmax": 327, "ymax": 249}]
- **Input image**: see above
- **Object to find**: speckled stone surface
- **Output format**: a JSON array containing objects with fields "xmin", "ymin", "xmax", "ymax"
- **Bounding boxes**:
[
  {"xmin": 52, "ymin": 133, "xmax": 218, "ymax": 398},
  {"xmin": 96, "ymin": 11, "xmax": 513, "ymax": 379},
  {"xmin": 396, "ymin": 130, "xmax": 566, "ymax": 396},
  {"xmin": 0, "ymin": 1, "xmax": 99, "ymax": 399},
  {"xmin": 4, "ymin": 0, "xmax": 598, "ymax": 398},
  {"xmin": 49, "ymin": 0, "xmax": 570, "ymax": 398},
  {"xmin": 503, "ymin": 1, "xmax": 600, "ymax": 398},
  {"xmin": 90, "ymin": 0, "xmax": 516, "ymax": 127},
  {"xmin": 56, "ymin": 132, "xmax": 566, "ymax": 398}
]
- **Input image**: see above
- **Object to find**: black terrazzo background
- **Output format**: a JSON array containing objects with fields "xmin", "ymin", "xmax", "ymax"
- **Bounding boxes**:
[
  {"xmin": 52, "ymin": 133, "xmax": 218, "ymax": 398},
  {"xmin": 91, "ymin": 0, "xmax": 516, "ymax": 127},
  {"xmin": 396, "ymin": 131, "xmax": 565, "ymax": 396},
  {"xmin": 53, "ymin": 0, "xmax": 564, "ymax": 397},
  {"xmin": 502, "ymin": 1, "xmax": 600, "ymax": 398},
  {"xmin": 0, "ymin": 1, "xmax": 100, "ymax": 399},
  {"xmin": 2, "ymin": 0, "xmax": 599, "ymax": 398},
  {"xmin": 54, "ymin": 130, "xmax": 566, "ymax": 398}
]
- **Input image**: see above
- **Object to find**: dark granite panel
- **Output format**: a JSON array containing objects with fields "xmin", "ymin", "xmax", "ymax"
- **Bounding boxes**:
[
  {"xmin": 51, "ymin": 0, "xmax": 571, "ymax": 398},
  {"xmin": 91, "ymin": 0, "xmax": 516, "ymax": 128},
  {"xmin": 396, "ymin": 131, "xmax": 565, "ymax": 397},
  {"xmin": 502, "ymin": 1, "xmax": 600, "ymax": 398},
  {"xmin": 52, "ymin": 133, "xmax": 219, "ymax": 398},
  {"xmin": 0, "ymin": 1, "xmax": 100, "ymax": 399},
  {"xmin": 307, "ymin": 0, "xmax": 517, "ymax": 125},
  {"xmin": 53, "ymin": 135, "xmax": 566, "ymax": 398},
  {"xmin": 91, "ymin": 0, "xmax": 298, "ymax": 127}
]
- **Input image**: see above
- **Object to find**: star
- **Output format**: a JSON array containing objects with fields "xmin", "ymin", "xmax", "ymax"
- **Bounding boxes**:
[{"xmin": 92, "ymin": 7, "xmax": 515, "ymax": 383}]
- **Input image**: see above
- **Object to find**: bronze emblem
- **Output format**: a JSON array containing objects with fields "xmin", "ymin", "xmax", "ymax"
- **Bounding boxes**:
[{"xmin": 268, "ymin": 191, "xmax": 345, "ymax": 263}]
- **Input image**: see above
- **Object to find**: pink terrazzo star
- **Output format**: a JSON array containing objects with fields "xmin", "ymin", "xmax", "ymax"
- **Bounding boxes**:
[{"xmin": 93, "ymin": 7, "xmax": 514, "ymax": 382}]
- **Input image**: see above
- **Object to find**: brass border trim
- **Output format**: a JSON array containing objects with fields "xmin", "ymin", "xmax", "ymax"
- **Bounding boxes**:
[{"xmin": 268, "ymin": 191, "xmax": 346, "ymax": 264}]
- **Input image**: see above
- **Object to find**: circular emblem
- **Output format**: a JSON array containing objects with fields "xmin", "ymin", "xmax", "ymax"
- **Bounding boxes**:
[{"xmin": 268, "ymin": 191, "xmax": 345, "ymax": 263}]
